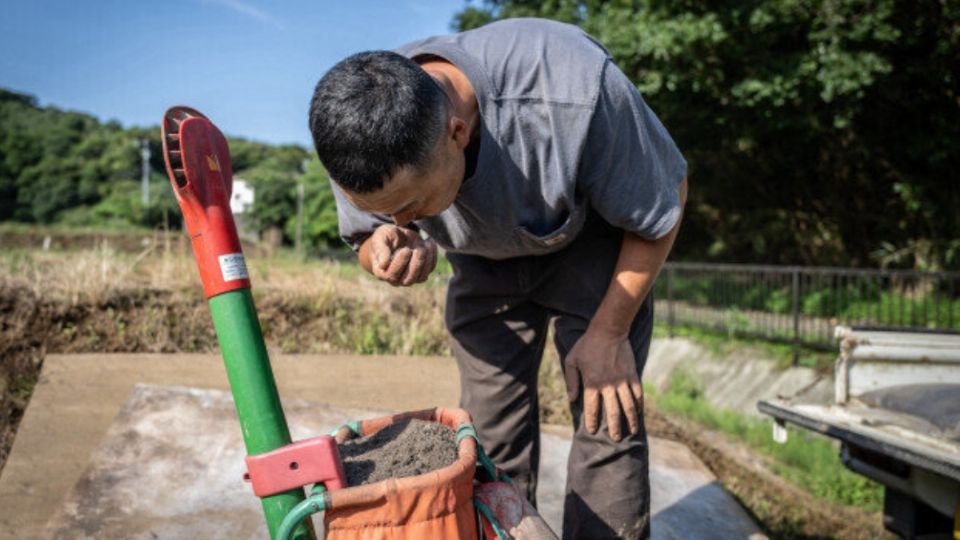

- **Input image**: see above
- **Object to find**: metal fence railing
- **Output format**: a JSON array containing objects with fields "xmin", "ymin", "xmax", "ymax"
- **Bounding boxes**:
[{"xmin": 653, "ymin": 262, "xmax": 960, "ymax": 354}]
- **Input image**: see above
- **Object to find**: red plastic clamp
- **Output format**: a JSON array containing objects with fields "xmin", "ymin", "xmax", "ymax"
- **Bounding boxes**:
[{"xmin": 243, "ymin": 435, "xmax": 347, "ymax": 497}]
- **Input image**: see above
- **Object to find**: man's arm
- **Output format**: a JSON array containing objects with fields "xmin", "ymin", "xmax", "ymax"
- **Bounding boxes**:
[{"xmin": 564, "ymin": 178, "xmax": 687, "ymax": 440}]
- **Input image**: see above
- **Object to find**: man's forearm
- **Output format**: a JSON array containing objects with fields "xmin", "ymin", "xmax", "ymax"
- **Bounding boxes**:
[{"xmin": 590, "ymin": 179, "xmax": 687, "ymax": 338}]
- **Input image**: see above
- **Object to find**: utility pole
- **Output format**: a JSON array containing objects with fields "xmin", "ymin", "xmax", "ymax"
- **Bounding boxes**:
[
  {"xmin": 295, "ymin": 182, "xmax": 304, "ymax": 259},
  {"xmin": 296, "ymin": 158, "xmax": 309, "ymax": 260},
  {"xmin": 140, "ymin": 139, "xmax": 151, "ymax": 206}
]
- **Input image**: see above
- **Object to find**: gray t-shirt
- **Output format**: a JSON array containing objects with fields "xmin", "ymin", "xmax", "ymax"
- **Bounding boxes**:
[{"xmin": 333, "ymin": 18, "xmax": 687, "ymax": 260}]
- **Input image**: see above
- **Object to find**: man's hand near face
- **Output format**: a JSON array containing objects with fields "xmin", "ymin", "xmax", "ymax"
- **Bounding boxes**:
[{"xmin": 359, "ymin": 225, "xmax": 438, "ymax": 286}]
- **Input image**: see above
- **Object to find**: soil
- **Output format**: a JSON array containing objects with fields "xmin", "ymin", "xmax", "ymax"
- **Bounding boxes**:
[
  {"xmin": 338, "ymin": 419, "xmax": 458, "ymax": 486},
  {"xmin": 0, "ymin": 280, "xmax": 445, "ymax": 475},
  {"xmin": 0, "ymin": 284, "xmax": 212, "ymax": 473},
  {"xmin": 0, "ymin": 230, "xmax": 174, "ymax": 253}
]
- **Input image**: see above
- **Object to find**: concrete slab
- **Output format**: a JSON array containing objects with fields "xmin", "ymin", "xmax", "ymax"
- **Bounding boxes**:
[
  {"xmin": 648, "ymin": 438, "xmax": 767, "ymax": 539},
  {"xmin": 3, "ymin": 354, "xmax": 766, "ymax": 539},
  {"xmin": 43, "ymin": 385, "xmax": 764, "ymax": 539},
  {"xmin": 0, "ymin": 353, "xmax": 460, "ymax": 539},
  {"xmin": 521, "ymin": 430, "xmax": 767, "ymax": 539},
  {"xmin": 44, "ymin": 385, "xmax": 372, "ymax": 539}
]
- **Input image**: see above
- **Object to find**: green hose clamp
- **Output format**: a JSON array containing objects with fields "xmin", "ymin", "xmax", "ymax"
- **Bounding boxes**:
[
  {"xmin": 458, "ymin": 424, "xmax": 511, "ymax": 539},
  {"xmin": 277, "ymin": 484, "xmax": 328, "ymax": 540},
  {"xmin": 327, "ymin": 421, "xmax": 362, "ymax": 438},
  {"xmin": 456, "ymin": 423, "xmax": 512, "ymax": 484}
]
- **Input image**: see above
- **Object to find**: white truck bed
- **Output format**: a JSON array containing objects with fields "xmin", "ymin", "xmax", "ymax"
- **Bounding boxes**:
[{"xmin": 758, "ymin": 327, "xmax": 960, "ymax": 537}]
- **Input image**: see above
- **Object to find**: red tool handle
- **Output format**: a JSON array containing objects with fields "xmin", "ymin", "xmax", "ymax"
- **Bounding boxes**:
[{"xmin": 161, "ymin": 106, "xmax": 251, "ymax": 298}]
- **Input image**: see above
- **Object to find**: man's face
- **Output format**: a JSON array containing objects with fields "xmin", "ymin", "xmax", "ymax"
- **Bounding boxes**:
[{"xmin": 341, "ymin": 120, "xmax": 467, "ymax": 227}]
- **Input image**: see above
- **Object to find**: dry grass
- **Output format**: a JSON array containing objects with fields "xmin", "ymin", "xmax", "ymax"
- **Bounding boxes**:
[
  {"xmin": 1, "ymin": 240, "xmax": 452, "ymax": 350},
  {"xmin": 4, "ymin": 233, "xmax": 437, "ymax": 297}
]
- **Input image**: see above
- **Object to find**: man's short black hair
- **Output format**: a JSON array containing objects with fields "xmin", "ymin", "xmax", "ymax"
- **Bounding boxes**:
[{"xmin": 308, "ymin": 51, "xmax": 448, "ymax": 194}]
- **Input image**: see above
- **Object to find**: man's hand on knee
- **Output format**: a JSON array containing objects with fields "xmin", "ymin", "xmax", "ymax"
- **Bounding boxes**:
[
  {"xmin": 364, "ymin": 225, "xmax": 438, "ymax": 286},
  {"xmin": 563, "ymin": 330, "xmax": 644, "ymax": 442}
]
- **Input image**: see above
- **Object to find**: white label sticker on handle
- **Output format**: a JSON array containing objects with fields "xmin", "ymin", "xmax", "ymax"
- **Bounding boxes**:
[{"xmin": 218, "ymin": 253, "xmax": 249, "ymax": 282}]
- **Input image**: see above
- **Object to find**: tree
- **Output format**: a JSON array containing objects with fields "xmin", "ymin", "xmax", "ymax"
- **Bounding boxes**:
[
  {"xmin": 291, "ymin": 158, "xmax": 340, "ymax": 251},
  {"xmin": 454, "ymin": 0, "xmax": 960, "ymax": 269}
]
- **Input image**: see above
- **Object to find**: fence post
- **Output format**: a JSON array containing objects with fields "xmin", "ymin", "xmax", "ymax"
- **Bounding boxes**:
[
  {"xmin": 791, "ymin": 269, "xmax": 800, "ymax": 366},
  {"xmin": 667, "ymin": 265, "xmax": 675, "ymax": 338}
]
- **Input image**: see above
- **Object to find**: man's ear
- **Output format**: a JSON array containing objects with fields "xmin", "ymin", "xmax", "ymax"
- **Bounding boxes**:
[{"xmin": 448, "ymin": 116, "xmax": 471, "ymax": 150}]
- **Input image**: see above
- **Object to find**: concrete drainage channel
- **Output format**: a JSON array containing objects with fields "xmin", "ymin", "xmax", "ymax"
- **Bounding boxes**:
[{"xmin": 644, "ymin": 338, "xmax": 833, "ymax": 418}]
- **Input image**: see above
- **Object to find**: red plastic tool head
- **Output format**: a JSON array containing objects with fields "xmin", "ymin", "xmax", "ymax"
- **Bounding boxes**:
[{"xmin": 162, "ymin": 106, "xmax": 250, "ymax": 298}]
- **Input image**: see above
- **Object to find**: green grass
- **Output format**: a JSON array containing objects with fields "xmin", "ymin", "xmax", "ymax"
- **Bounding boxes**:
[
  {"xmin": 9, "ymin": 372, "xmax": 38, "ymax": 403},
  {"xmin": 260, "ymin": 246, "xmax": 454, "ymax": 281},
  {"xmin": 434, "ymin": 252, "xmax": 453, "ymax": 277},
  {"xmin": 655, "ymin": 272, "xmax": 960, "ymax": 330},
  {"xmin": 838, "ymin": 291, "xmax": 960, "ymax": 329},
  {"xmin": 256, "ymin": 249, "xmax": 368, "ymax": 281},
  {"xmin": 651, "ymin": 368, "xmax": 883, "ymax": 511}
]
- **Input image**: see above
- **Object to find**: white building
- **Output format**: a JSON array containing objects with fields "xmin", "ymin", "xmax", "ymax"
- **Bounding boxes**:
[
  {"xmin": 230, "ymin": 178, "xmax": 256, "ymax": 240},
  {"xmin": 230, "ymin": 178, "xmax": 255, "ymax": 215}
]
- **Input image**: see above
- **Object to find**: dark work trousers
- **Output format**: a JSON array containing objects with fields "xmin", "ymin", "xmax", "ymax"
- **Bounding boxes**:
[{"xmin": 445, "ymin": 212, "xmax": 653, "ymax": 540}]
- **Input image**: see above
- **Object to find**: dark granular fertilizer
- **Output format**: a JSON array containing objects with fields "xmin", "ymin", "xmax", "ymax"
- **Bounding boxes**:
[{"xmin": 338, "ymin": 419, "xmax": 459, "ymax": 486}]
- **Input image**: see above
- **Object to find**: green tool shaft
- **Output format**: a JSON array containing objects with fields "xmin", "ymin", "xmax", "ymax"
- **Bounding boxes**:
[{"xmin": 208, "ymin": 289, "xmax": 314, "ymax": 540}]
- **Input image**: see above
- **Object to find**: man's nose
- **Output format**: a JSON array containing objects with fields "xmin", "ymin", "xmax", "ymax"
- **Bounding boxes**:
[{"xmin": 391, "ymin": 212, "xmax": 414, "ymax": 227}]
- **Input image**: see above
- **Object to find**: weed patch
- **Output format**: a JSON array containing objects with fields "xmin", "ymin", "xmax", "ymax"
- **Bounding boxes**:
[{"xmin": 651, "ymin": 368, "xmax": 883, "ymax": 511}]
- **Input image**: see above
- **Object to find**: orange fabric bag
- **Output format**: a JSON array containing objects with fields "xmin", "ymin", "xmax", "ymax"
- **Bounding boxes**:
[{"xmin": 324, "ymin": 407, "xmax": 480, "ymax": 540}]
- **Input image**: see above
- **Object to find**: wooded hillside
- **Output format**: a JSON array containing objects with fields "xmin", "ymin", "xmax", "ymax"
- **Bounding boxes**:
[{"xmin": 0, "ymin": 89, "xmax": 340, "ymax": 250}]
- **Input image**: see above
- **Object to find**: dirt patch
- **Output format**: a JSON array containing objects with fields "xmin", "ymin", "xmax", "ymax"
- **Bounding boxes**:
[
  {"xmin": 338, "ymin": 419, "xmax": 458, "ymax": 486},
  {"xmin": 0, "ymin": 279, "xmax": 447, "ymax": 476},
  {"xmin": 0, "ymin": 230, "xmax": 164, "ymax": 253},
  {"xmin": 0, "ymin": 284, "xmax": 212, "ymax": 472},
  {"xmin": 643, "ymin": 404, "xmax": 894, "ymax": 540}
]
